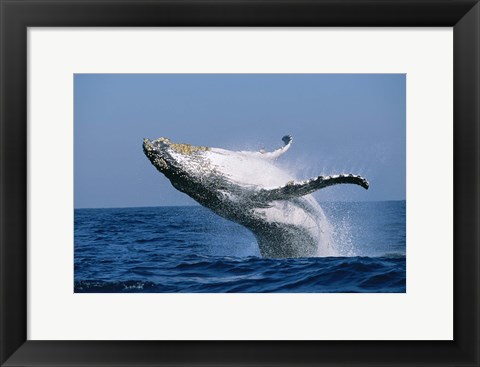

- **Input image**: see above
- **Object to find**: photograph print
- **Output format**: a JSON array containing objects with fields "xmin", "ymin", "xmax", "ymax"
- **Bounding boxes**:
[{"xmin": 74, "ymin": 74, "xmax": 406, "ymax": 293}]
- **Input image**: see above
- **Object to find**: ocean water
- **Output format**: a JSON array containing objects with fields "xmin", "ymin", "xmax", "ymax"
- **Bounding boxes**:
[{"xmin": 74, "ymin": 201, "xmax": 406, "ymax": 293}]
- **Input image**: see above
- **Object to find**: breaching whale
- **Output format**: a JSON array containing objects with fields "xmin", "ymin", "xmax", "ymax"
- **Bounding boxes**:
[{"xmin": 143, "ymin": 136, "xmax": 369, "ymax": 258}]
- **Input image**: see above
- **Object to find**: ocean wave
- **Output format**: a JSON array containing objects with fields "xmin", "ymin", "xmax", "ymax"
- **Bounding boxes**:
[
  {"xmin": 75, "ymin": 256, "xmax": 405, "ymax": 293},
  {"xmin": 75, "ymin": 203, "xmax": 406, "ymax": 293}
]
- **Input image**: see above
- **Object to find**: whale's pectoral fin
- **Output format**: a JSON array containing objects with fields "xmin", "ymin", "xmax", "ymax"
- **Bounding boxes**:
[
  {"xmin": 253, "ymin": 174, "xmax": 369, "ymax": 202},
  {"xmin": 258, "ymin": 135, "xmax": 293, "ymax": 160},
  {"xmin": 239, "ymin": 135, "xmax": 293, "ymax": 159}
]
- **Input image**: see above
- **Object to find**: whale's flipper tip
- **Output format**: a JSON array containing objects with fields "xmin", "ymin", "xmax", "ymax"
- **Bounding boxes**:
[
  {"xmin": 254, "ymin": 135, "xmax": 293, "ymax": 159},
  {"xmin": 282, "ymin": 135, "xmax": 292, "ymax": 145},
  {"xmin": 355, "ymin": 175, "xmax": 369, "ymax": 190},
  {"xmin": 341, "ymin": 174, "xmax": 370, "ymax": 190}
]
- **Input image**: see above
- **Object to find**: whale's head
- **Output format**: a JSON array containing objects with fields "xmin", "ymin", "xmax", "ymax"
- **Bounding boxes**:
[
  {"xmin": 143, "ymin": 136, "xmax": 219, "ymax": 202},
  {"xmin": 143, "ymin": 136, "xmax": 210, "ymax": 176},
  {"xmin": 143, "ymin": 137, "xmax": 174, "ymax": 174}
]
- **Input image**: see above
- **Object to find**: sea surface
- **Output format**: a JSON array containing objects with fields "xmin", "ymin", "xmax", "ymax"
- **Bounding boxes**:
[{"xmin": 74, "ymin": 201, "xmax": 406, "ymax": 293}]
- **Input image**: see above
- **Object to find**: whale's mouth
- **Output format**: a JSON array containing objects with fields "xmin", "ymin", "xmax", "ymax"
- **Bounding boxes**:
[
  {"xmin": 143, "ymin": 138, "xmax": 169, "ymax": 171},
  {"xmin": 142, "ymin": 138, "xmax": 156, "ymax": 157}
]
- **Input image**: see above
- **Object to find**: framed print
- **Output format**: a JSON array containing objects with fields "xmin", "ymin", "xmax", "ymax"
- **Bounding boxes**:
[
  {"xmin": 29, "ymin": 29, "xmax": 447, "ymax": 342},
  {"xmin": 1, "ymin": 1, "xmax": 479, "ymax": 366}
]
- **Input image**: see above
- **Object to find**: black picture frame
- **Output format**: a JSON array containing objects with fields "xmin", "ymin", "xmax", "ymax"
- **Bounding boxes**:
[{"xmin": 1, "ymin": 1, "xmax": 479, "ymax": 366}]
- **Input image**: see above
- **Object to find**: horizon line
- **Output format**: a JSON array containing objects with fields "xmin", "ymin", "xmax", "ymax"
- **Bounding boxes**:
[{"xmin": 74, "ymin": 199, "xmax": 406, "ymax": 210}]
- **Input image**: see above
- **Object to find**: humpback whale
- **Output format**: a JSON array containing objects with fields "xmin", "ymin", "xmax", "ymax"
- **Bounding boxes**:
[{"xmin": 143, "ymin": 136, "xmax": 369, "ymax": 258}]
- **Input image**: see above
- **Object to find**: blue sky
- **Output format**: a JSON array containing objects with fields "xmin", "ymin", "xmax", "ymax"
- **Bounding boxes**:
[{"xmin": 74, "ymin": 74, "xmax": 405, "ymax": 208}]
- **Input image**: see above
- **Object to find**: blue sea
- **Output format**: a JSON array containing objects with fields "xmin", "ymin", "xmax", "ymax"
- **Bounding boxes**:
[{"xmin": 74, "ymin": 201, "xmax": 406, "ymax": 293}]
